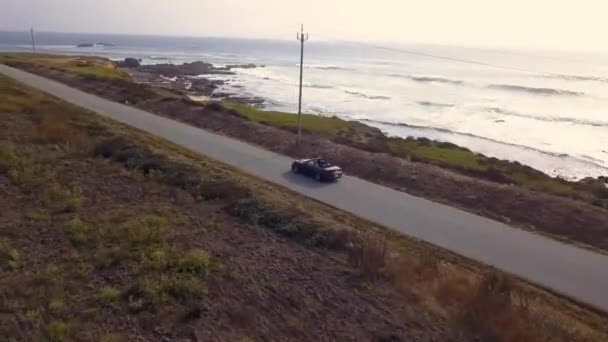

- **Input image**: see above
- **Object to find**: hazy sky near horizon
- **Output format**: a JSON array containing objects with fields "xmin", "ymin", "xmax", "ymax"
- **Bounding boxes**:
[{"xmin": 2, "ymin": 0, "xmax": 608, "ymax": 51}]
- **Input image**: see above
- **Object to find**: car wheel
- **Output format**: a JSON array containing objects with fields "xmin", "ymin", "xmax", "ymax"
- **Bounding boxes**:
[
  {"xmin": 292, "ymin": 165, "xmax": 299, "ymax": 173},
  {"xmin": 315, "ymin": 173, "xmax": 322, "ymax": 182}
]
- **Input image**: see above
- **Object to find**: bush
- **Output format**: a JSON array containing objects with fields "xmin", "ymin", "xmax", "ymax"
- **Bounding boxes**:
[
  {"xmin": 26, "ymin": 209, "xmax": 50, "ymax": 222},
  {"xmin": 225, "ymin": 198, "xmax": 350, "ymax": 249},
  {"xmin": 0, "ymin": 145, "xmax": 40, "ymax": 187},
  {"xmin": 454, "ymin": 272, "xmax": 538, "ymax": 342},
  {"xmin": 178, "ymin": 249, "xmax": 212, "ymax": 275},
  {"xmin": 127, "ymin": 215, "xmax": 169, "ymax": 245},
  {"xmin": 194, "ymin": 180, "xmax": 251, "ymax": 201},
  {"xmin": 99, "ymin": 286, "xmax": 121, "ymax": 304},
  {"xmin": 63, "ymin": 218, "xmax": 91, "ymax": 245},
  {"xmin": 133, "ymin": 273, "xmax": 202, "ymax": 307},
  {"xmin": 47, "ymin": 320, "xmax": 69, "ymax": 341},
  {"xmin": 0, "ymin": 239, "xmax": 20, "ymax": 270},
  {"xmin": 205, "ymin": 101, "xmax": 224, "ymax": 111}
]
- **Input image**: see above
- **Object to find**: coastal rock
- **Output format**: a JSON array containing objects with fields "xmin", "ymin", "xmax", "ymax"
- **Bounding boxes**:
[
  {"xmin": 118, "ymin": 57, "xmax": 142, "ymax": 68},
  {"xmin": 579, "ymin": 176, "xmax": 608, "ymax": 186},
  {"xmin": 226, "ymin": 63, "xmax": 258, "ymax": 69},
  {"xmin": 76, "ymin": 43, "xmax": 94, "ymax": 48},
  {"xmin": 139, "ymin": 61, "xmax": 219, "ymax": 77},
  {"xmin": 136, "ymin": 61, "xmax": 262, "ymax": 77}
]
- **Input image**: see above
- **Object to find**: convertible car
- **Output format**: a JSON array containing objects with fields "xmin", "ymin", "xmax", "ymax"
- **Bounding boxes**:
[{"xmin": 291, "ymin": 158, "xmax": 343, "ymax": 182}]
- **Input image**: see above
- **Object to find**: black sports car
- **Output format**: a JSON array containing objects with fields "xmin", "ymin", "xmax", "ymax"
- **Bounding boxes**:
[{"xmin": 291, "ymin": 158, "xmax": 343, "ymax": 181}]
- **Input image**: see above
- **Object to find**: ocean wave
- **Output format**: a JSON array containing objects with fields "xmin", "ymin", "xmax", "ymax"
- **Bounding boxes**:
[
  {"xmin": 488, "ymin": 84, "xmax": 583, "ymax": 96},
  {"xmin": 149, "ymin": 56, "xmax": 170, "ymax": 60},
  {"xmin": 302, "ymin": 64, "xmax": 348, "ymax": 70},
  {"xmin": 344, "ymin": 90, "xmax": 391, "ymax": 100},
  {"xmin": 160, "ymin": 75, "xmax": 177, "ymax": 82},
  {"xmin": 304, "ymin": 82, "xmax": 334, "ymax": 89},
  {"xmin": 541, "ymin": 74, "xmax": 608, "ymax": 83},
  {"xmin": 486, "ymin": 107, "xmax": 608, "ymax": 127},
  {"xmin": 417, "ymin": 101, "xmax": 455, "ymax": 108},
  {"xmin": 359, "ymin": 119, "xmax": 608, "ymax": 170},
  {"xmin": 391, "ymin": 74, "xmax": 464, "ymax": 85}
]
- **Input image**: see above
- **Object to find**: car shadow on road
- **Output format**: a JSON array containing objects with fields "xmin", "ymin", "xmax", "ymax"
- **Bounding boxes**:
[{"xmin": 281, "ymin": 171, "xmax": 338, "ymax": 189}]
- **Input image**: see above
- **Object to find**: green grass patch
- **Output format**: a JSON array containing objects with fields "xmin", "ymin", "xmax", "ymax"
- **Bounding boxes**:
[
  {"xmin": 1, "ymin": 53, "xmax": 129, "ymax": 81},
  {"xmin": 126, "ymin": 215, "xmax": 170, "ymax": 245},
  {"xmin": 0, "ymin": 74, "xmax": 48, "ymax": 112},
  {"xmin": 221, "ymin": 101, "xmax": 351, "ymax": 136},
  {"xmin": 99, "ymin": 286, "xmax": 121, "ymax": 304},
  {"xmin": 48, "ymin": 297, "xmax": 66, "ymax": 313},
  {"xmin": 221, "ymin": 101, "xmax": 596, "ymax": 203},
  {"xmin": 47, "ymin": 320, "xmax": 69, "ymax": 341},
  {"xmin": 63, "ymin": 218, "xmax": 91, "ymax": 246},
  {"xmin": 0, "ymin": 239, "xmax": 21, "ymax": 270},
  {"xmin": 26, "ymin": 208, "xmax": 50, "ymax": 222}
]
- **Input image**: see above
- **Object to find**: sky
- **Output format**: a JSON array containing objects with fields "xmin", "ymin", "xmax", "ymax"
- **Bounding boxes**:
[{"xmin": 2, "ymin": 0, "xmax": 608, "ymax": 52}]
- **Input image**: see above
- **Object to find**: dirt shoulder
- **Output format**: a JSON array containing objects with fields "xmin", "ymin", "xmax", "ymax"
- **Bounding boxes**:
[
  {"xmin": 3, "ymin": 67, "xmax": 608, "ymax": 340},
  {"xmin": 4, "ymin": 55, "xmax": 607, "ymax": 253}
]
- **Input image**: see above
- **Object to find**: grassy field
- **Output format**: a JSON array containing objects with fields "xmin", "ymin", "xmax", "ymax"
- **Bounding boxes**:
[
  {"xmin": 2, "ymin": 70, "xmax": 608, "ymax": 340},
  {"xmin": 0, "ymin": 53, "xmax": 129, "ymax": 80}
]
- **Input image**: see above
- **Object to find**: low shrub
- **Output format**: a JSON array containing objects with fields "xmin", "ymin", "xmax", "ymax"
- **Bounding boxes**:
[
  {"xmin": 47, "ymin": 320, "xmax": 69, "ymax": 341},
  {"xmin": 99, "ymin": 287, "xmax": 121, "ymax": 304},
  {"xmin": 63, "ymin": 218, "xmax": 91, "ymax": 246},
  {"xmin": 225, "ymin": 198, "xmax": 350, "ymax": 249}
]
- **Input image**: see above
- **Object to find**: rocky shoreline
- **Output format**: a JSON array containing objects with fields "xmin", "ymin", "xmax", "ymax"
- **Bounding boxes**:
[
  {"xmin": 115, "ymin": 58, "xmax": 608, "ymax": 188},
  {"xmin": 118, "ymin": 58, "xmax": 266, "ymax": 105}
]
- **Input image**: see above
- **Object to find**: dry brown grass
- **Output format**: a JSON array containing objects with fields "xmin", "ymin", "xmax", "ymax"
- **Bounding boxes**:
[
  {"xmin": 33, "ymin": 111, "xmax": 91, "ymax": 154},
  {"xmin": 347, "ymin": 232, "xmax": 387, "ymax": 279},
  {"xmin": 2, "ymin": 72, "xmax": 607, "ymax": 341},
  {"xmin": 386, "ymin": 253, "xmax": 573, "ymax": 342}
]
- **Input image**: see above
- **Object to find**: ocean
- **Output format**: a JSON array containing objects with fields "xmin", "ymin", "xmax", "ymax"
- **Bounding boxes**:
[{"xmin": 1, "ymin": 31, "xmax": 607, "ymax": 180}]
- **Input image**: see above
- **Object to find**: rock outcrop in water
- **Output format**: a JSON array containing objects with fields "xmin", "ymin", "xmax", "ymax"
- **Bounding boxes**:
[{"xmin": 122, "ymin": 59, "xmax": 263, "ymax": 77}]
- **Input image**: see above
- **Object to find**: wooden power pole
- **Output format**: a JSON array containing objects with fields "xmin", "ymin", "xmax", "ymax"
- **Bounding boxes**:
[
  {"xmin": 30, "ymin": 27, "xmax": 36, "ymax": 55},
  {"xmin": 296, "ymin": 24, "xmax": 308, "ymax": 146}
]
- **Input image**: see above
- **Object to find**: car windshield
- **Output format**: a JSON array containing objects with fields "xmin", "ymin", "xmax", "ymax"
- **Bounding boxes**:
[{"xmin": 317, "ymin": 159, "xmax": 331, "ymax": 167}]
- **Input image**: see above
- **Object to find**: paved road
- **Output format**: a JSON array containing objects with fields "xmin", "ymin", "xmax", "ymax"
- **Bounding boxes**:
[{"xmin": 3, "ymin": 65, "xmax": 608, "ymax": 312}]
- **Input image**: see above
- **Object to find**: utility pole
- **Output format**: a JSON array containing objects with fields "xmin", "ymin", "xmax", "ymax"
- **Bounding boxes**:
[
  {"xmin": 30, "ymin": 27, "xmax": 36, "ymax": 55},
  {"xmin": 296, "ymin": 24, "xmax": 308, "ymax": 146}
]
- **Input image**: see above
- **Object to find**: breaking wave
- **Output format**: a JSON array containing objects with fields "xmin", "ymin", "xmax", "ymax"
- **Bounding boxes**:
[
  {"xmin": 541, "ymin": 74, "xmax": 608, "ymax": 83},
  {"xmin": 488, "ymin": 84, "xmax": 583, "ymax": 96},
  {"xmin": 486, "ymin": 107, "xmax": 608, "ymax": 127},
  {"xmin": 302, "ymin": 64, "xmax": 349, "ymax": 70},
  {"xmin": 149, "ymin": 55, "xmax": 170, "ymax": 60},
  {"xmin": 390, "ymin": 74, "xmax": 465, "ymax": 85},
  {"xmin": 304, "ymin": 82, "xmax": 334, "ymax": 89},
  {"xmin": 417, "ymin": 101, "xmax": 455, "ymax": 108},
  {"xmin": 344, "ymin": 90, "xmax": 391, "ymax": 100}
]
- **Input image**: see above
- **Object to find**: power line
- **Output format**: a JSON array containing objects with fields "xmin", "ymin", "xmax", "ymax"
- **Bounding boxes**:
[
  {"xmin": 326, "ymin": 38, "xmax": 571, "ymax": 77},
  {"xmin": 308, "ymin": 32, "xmax": 608, "ymax": 78}
]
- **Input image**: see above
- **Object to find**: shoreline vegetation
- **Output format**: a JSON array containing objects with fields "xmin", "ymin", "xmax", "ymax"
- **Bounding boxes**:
[
  {"xmin": 1, "ymin": 53, "xmax": 608, "ymax": 253},
  {"xmin": 2, "ymin": 57, "xmax": 608, "ymax": 341}
]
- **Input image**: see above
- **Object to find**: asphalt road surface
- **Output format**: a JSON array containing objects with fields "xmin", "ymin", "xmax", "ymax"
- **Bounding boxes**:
[{"xmin": 2, "ymin": 65, "xmax": 608, "ymax": 312}]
